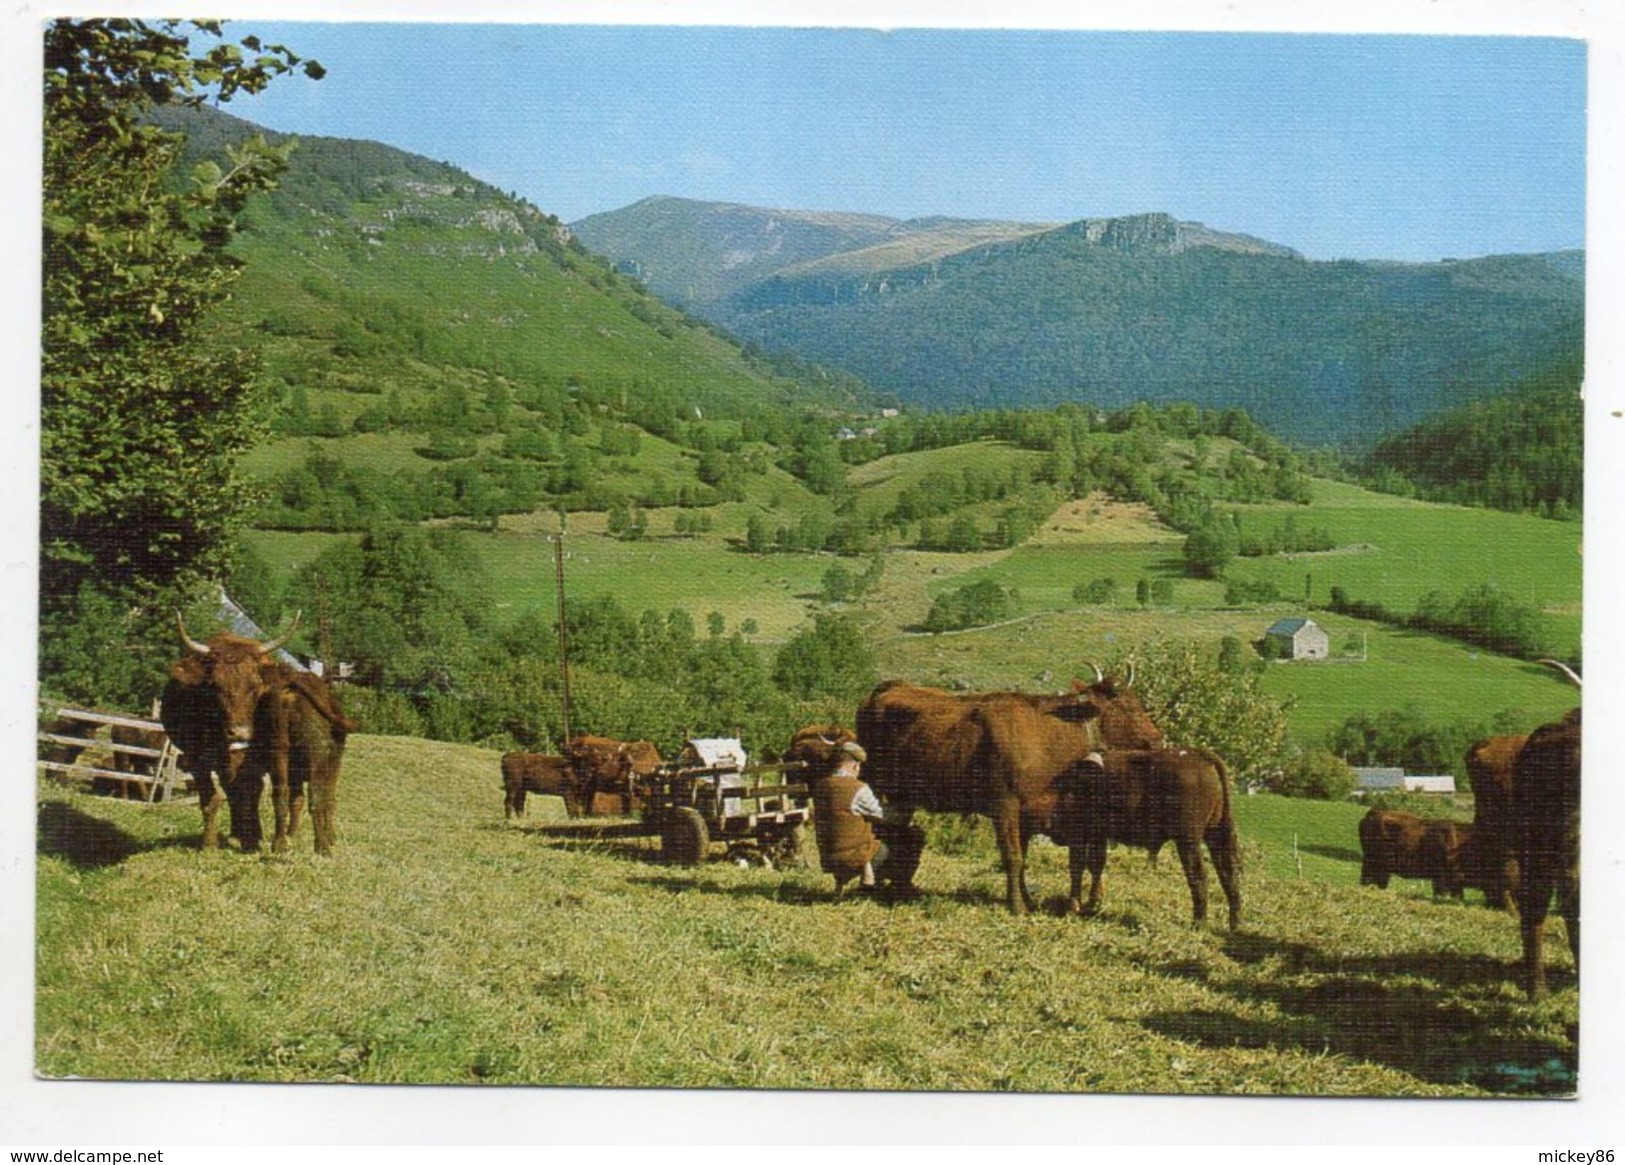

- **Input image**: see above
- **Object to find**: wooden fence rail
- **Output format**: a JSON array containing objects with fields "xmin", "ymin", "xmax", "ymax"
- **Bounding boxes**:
[{"xmin": 36, "ymin": 706, "xmax": 190, "ymax": 804}]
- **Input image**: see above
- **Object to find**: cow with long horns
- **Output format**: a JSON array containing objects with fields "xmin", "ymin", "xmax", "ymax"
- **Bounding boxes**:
[{"xmin": 162, "ymin": 613, "xmax": 353, "ymax": 853}]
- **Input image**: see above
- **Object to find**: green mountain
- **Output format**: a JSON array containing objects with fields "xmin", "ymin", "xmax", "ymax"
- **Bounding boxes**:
[
  {"xmin": 161, "ymin": 108, "xmax": 866, "ymax": 440},
  {"xmin": 573, "ymin": 198, "xmax": 1583, "ymax": 446}
]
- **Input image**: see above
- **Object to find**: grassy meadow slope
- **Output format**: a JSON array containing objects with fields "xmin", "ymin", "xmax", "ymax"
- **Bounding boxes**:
[{"xmin": 36, "ymin": 736, "xmax": 1575, "ymax": 1093}]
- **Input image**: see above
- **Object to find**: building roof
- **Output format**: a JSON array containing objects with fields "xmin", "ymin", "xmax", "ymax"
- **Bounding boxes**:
[
  {"xmin": 218, "ymin": 589, "xmax": 306, "ymax": 671},
  {"xmin": 1353, "ymin": 767, "xmax": 1406, "ymax": 788},
  {"xmin": 1266, "ymin": 617, "xmax": 1321, "ymax": 637}
]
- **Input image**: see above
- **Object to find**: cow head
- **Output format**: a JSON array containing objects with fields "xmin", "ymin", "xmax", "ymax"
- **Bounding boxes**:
[
  {"xmin": 784, "ymin": 724, "xmax": 858, "ymax": 777},
  {"xmin": 170, "ymin": 611, "xmax": 300, "ymax": 776},
  {"xmin": 1070, "ymin": 662, "xmax": 1163, "ymax": 749},
  {"xmin": 565, "ymin": 735, "xmax": 634, "ymax": 793}
]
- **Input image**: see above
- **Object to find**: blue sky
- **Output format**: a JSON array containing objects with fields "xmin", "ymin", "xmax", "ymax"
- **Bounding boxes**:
[{"xmin": 220, "ymin": 23, "xmax": 1586, "ymax": 262}]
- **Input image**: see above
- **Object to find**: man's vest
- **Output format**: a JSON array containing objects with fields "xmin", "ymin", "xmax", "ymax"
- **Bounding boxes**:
[{"xmin": 812, "ymin": 772, "xmax": 881, "ymax": 878}]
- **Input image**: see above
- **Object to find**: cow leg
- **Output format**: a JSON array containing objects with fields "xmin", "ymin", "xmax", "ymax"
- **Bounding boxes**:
[
  {"xmin": 269, "ymin": 745, "xmax": 293, "ymax": 854},
  {"xmin": 1207, "ymin": 823, "xmax": 1243, "ymax": 930},
  {"xmin": 1520, "ymin": 859, "xmax": 1554, "ymax": 1000},
  {"xmin": 1067, "ymin": 837, "xmax": 1107, "ymax": 916},
  {"xmin": 1174, "ymin": 836, "xmax": 1209, "ymax": 926},
  {"xmin": 993, "ymin": 800, "xmax": 1029, "ymax": 916},
  {"xmin": 1560, "ymin": 867, "xmax": 1579, "ymax": 971},
  {"xmin": 311, "ymin": 760, "xmax": 339, "ymax": 857},
  {"xmin": 506, "ymin": 782, "xmax": 525, "ymax": 820},
  {"xmin": 196, "ymin": 772, "xmax": 224, "ymax": 850}
]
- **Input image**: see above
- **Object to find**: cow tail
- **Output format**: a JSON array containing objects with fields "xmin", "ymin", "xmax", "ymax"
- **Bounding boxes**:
[{"xmin": 1208, "ymin": 748, "xmax": 1239, "ymax": 846}]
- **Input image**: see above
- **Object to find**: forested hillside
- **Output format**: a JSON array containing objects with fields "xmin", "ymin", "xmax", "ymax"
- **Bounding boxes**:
[
  {"xmin": 575, "ymin": 198, "xmax": 1584, "ymax": 446},
  {"xmin": 1361, "ymin": 353, "xmax": 1583, "ymax": 517}
]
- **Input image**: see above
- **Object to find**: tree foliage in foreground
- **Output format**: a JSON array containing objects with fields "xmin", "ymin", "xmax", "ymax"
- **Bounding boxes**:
[{"xmin": 40, "ymin": 19, "xmax": 321, "ymax": 699}]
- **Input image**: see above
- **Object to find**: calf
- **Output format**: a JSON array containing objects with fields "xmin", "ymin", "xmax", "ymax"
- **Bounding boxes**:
[
  {"xmin": 245, "ymin": 669, "xmax": 353, "ymax": 855},
  {"xmin": 1056, "ymin": 747, "xmax": 1243, "ymax": 930},
  {"xmin": 500, "ymin": 752, "xmax": 583, "ymax": 819},
  {"xmin": 1358, "ymin": 808, "xmax": 1472, "ymax": 898}
]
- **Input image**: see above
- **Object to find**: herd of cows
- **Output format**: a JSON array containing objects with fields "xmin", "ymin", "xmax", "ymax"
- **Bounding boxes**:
[{"xmin": 69, "ymin": 618, "xmax": 1579, "ymax": 1007}]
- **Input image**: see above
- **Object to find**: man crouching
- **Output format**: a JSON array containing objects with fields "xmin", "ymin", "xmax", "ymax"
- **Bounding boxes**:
[{"xmin": 810, "ymin": 740, "xmax": 924, "ymax": 901}]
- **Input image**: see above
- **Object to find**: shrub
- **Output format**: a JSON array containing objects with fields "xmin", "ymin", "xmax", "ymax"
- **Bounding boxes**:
[
  {"xmin": 772, "ymin": 614, "xmax": 877, "ymax": 700},
  {"xmin": 1072, "ymin": 577, "xmax": 1117, "ymax": 605},
  {"xmin": 1271, "ymin": 748, "xmax": 1357, "ymax": 800}
]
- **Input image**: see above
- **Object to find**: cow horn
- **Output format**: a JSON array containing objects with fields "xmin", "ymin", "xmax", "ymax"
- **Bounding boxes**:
[
  {"xmin": 258, "ymin": 611, "xmax": 302, "ymax": 656},
  {"xmin": 1084, "ymin": 661, "xmax": 1105, "ymax": 685},
  {"xmin": 1537, "ymin": 658, "xmax": 1582, "ymax": 688},
  {"xmin": 176, "ymin": 612, "xmax": 210, "ymax": 655},
  {"xmin": 1125, "ymin": 660, "xmax": 1137, "ymax": 689}
]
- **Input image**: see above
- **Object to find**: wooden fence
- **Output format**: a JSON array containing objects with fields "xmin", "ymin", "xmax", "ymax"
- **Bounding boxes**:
[{"xmin": 37, "ymin": 705, "xmax": 189, "ymax": 804}]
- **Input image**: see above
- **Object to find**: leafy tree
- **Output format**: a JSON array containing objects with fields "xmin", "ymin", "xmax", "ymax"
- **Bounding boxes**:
[
  {"xmin": 41, "ymin": 20, "xmax": 322, "ymax": 672},
  {"xmin": 285, "ymin": 525, "xmax": 490, "ymax": 689},
  {"xmin": 1108, "ymin": 639, "xmax": 1293, "ymax": 784},
  {"xmin": 1072, "ymin": 577, "xmax": 1117, "ymax": 605},
  {"xmin": 772, "ymin": 614, "xmax": 877, "ymax": 699},
  {"xmin": 1183, "ymin": 516, "xmax": 1239, "ymax": 578},
  {"xmin": 744, "ymin": 512, "xmax": 772, "ymax": 554},
  {"xmin": 821, "ymin": 563, "xmax": 856, "ymax": 603},
  {"xmin": 922, "ymin": 579, "xmax": 1019, "ymax": 633}
]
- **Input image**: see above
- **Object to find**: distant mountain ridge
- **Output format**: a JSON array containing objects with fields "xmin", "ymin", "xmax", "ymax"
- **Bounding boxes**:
[{"xmin": 572, "ymin": 196, "xmax": 1583, "ymax": 446}]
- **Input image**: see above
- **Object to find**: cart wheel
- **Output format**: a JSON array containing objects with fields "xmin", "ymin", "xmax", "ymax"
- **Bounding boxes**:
[
  {"xmin": 727, "ymin": 844, "xmax": 769, "ymax": 869},
  {"xmin": 662, "ymin": 807, "xmax": 710, "ymax": 866},
  {"xmin": 769, "ymin": 823, "xmax": 811, "ymax": 870}
]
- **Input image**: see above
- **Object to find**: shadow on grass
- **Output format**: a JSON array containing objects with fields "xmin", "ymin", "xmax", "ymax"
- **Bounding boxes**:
[
  {"xmin": 1135, "ymin": 929, "xmax": 1577, "ymax": 1093},
  {"xmin": 36, "ymin": 801, "xmax": 195, "ymax": 869}
]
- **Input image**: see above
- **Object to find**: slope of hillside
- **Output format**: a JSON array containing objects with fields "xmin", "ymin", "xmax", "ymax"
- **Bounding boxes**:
[
  {"xmin": 36, "ymin": 736, "xmax": 1575, "ymax": 1093},
  {"xmin": 164, "ymin": 108, "xmax": 866, "ymax": 440}
]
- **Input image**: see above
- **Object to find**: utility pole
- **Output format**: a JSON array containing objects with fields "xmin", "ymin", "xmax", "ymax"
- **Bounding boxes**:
[{"xmin": 551, "ymin": 512, "xmax": 573, "ymax": 745}]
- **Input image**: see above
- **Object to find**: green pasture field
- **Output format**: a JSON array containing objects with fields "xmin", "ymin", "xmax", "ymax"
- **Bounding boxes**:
[
  {"xmin": 844, "ymin": 439, "xmax": 1050, "ymax": 522},
  {"xmin": 1254, "ymin": 624, "xmax": 1581, "ymax": 744},
  {"xmin": 1225, "ymin": 480, "xmax": 1581, "ymax": 657},
  {"xmin": 35, "ymin": 737, "xmax": 1574, "ymax": 1093},
  {"xmin": 472, "ymin": 518, "xmax": 838, "ymax": 640}
]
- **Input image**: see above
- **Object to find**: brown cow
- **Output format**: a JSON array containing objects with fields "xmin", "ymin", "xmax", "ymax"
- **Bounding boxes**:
[
  {"xmin": 162, "ymin": 614, "xmax": 301, "ymax": 850},
  {"xmin": 162, "ymin": 613, "xmax": 353, "ymax": 853},
  {"xmin": 246, "ymin": 670, "xmax": 352, "ymax": 855},
  {"xmin": 1514, "ymin": 706, "xmax": 1580, "ymax": 999},
  {"xmin": 1358, "ymin": 809, "xmax": 1474, "ymax": 898},
  {"xmin": 1056, "ymin": 746, "xmax": 1242, "ymax": 929},
  {"xmin": 501, "ymin": 751, "xmax": 583, "ymax": 820},
  {"xmin": 564, "ymin": 735, "xmax": 662, "ymax": 816},
  {"xmin": 855, "ymin": 672, "xmax": 1164, "ymax": 914},
  {"xmin": 1465, "ymin": 733, "xmax": 1528, "ymax": 909}
]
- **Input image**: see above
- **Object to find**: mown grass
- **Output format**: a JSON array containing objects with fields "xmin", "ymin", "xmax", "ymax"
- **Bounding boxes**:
[{"xmin": 36, "ymin": 735, "xmax": 1576, "ymax": 1094}]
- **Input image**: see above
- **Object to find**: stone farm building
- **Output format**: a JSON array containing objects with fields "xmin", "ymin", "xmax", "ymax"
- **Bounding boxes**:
[{"xmin": 1264, "ymin": 617, "xmax": 1330, "ymax": 660}]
